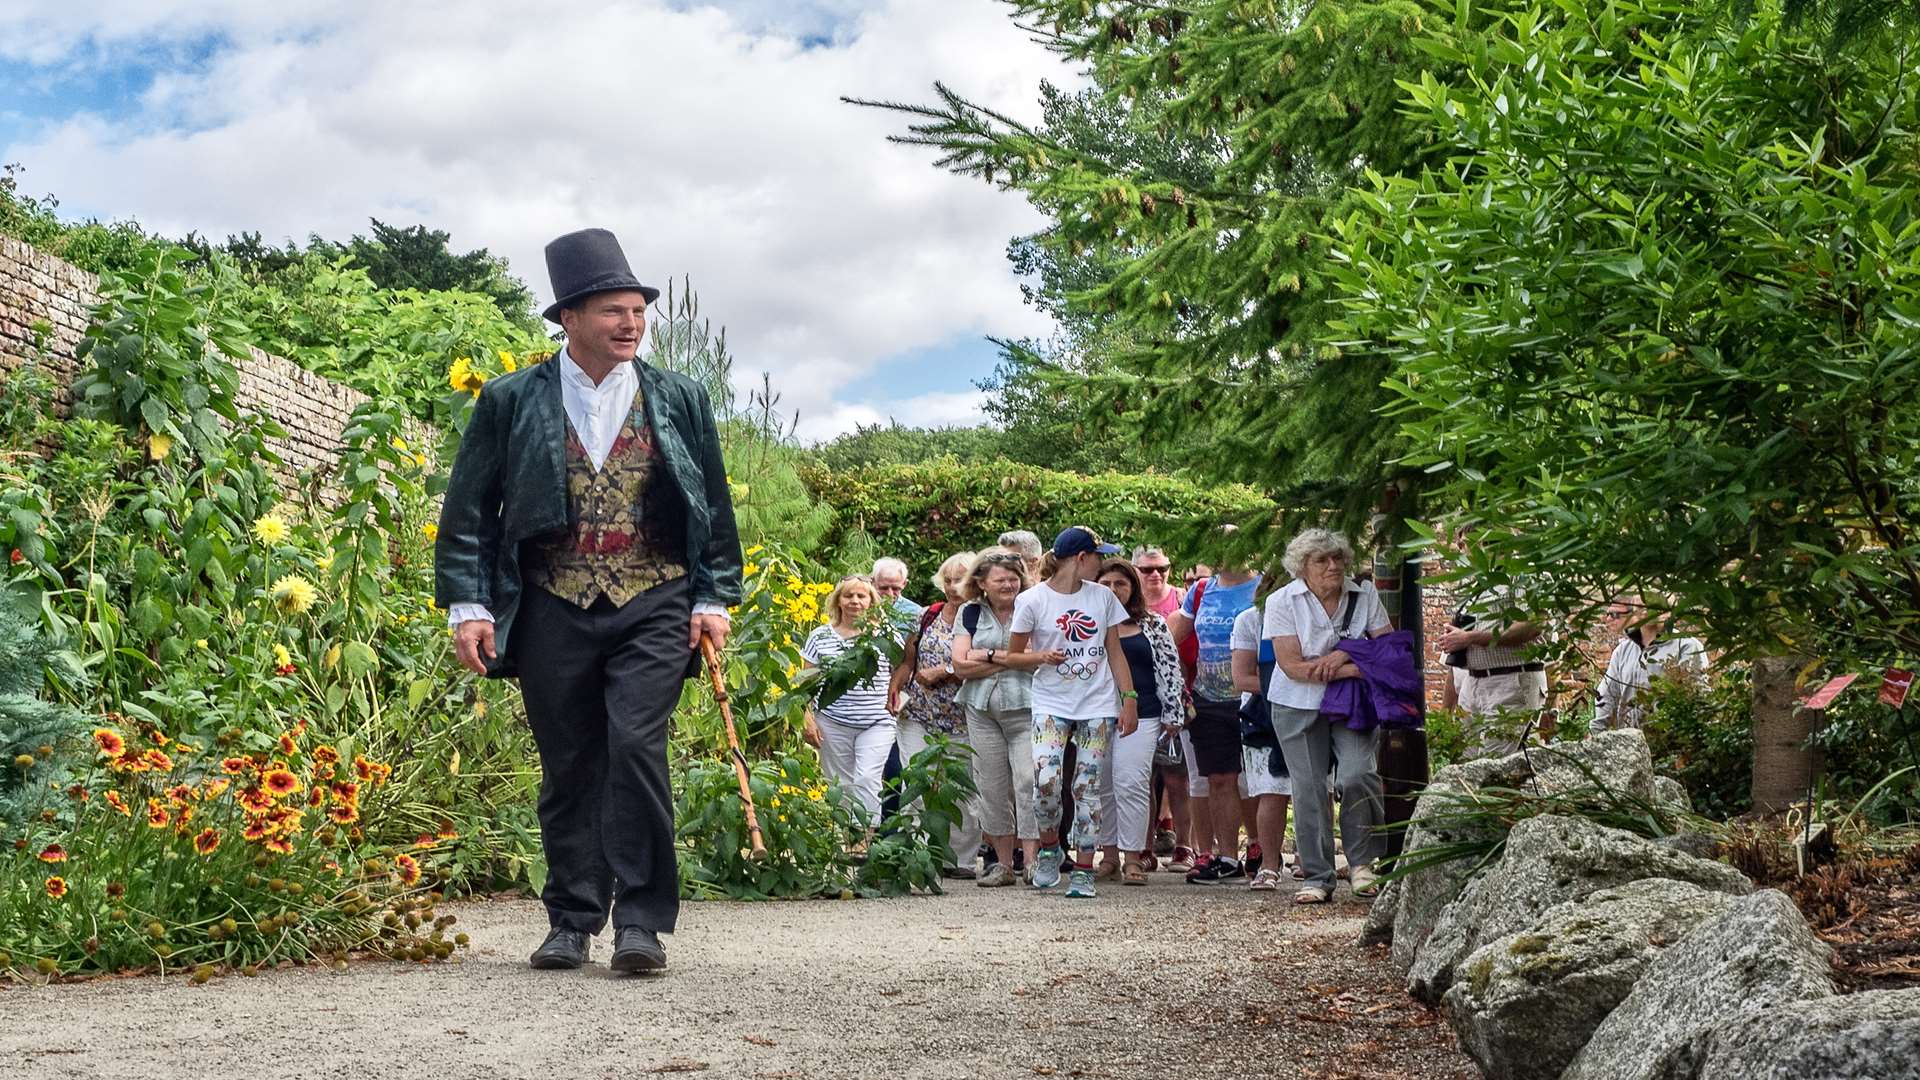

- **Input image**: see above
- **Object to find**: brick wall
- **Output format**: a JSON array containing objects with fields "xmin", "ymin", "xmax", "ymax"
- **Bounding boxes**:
[{"xmin": 0, "ymin": 235, "xmax": 394, "ymax": 484}]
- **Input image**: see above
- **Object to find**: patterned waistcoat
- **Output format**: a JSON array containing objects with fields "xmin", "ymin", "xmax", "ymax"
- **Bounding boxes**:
[{"xmin": 524, "ymin": 395, "xmax": 688, "ymax": 609}]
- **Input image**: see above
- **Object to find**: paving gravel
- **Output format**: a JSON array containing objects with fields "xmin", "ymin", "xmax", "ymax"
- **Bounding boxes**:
[{"xmin": 0, "ymin": 874, "xmax": 1474, "ymax": 1080}]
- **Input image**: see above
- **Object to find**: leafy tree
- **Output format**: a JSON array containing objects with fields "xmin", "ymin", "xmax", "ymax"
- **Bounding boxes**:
[
  {"xmin": 1, "ymin": 163, "xmax": 160, "ymax": 278},
  {"xmin": 809, "ymin": 421, "xmax": 1008, "ymax": 471},
  {"xmin": 1328, "ymin": 0, "xmax": 1920, "ymax": 808},
  {"xmin": 851, "ymin": 0, "xmax": 1493, "ymax": 544}
]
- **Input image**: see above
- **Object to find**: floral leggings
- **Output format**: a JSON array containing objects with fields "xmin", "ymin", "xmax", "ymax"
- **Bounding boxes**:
[{"xmin": 1031, "ymin": 712, "xmax": 1117, "ymax": 853}]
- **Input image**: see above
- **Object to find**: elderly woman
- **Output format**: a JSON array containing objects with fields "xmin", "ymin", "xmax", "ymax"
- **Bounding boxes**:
[
  {"xmin": 1262, "ymin": 529, "xmax": 1393, "ymax": 904},
  {"xmin": 801, "ymin": 575, "xmax": 898, "ymax": 822},
  {"xmin": 889, "ymin": 551, "xmax": 982, "ymax": 877},
  {"xmin": 952, "ymin": 550, "xmax": 1044, "ymax": 886}
]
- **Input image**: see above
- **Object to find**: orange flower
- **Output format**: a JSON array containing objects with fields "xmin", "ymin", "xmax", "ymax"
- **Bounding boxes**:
[
  {"xmin": 353, "ymin": 755, "xmax": 374, "ymax": 782},
  {"xmin": 193, "ymin": 828, "xmax": 221, "ymax": 856},
  {"xmin": 368, "ymin": 761, "xmax": 392, "ymax": 787},
  {"xmin": 45, "ymin": 876, "xmax": 67, "ymax": 899},
  {"xmin": 414, "ymin": 833, "xmax": 437, "ymax": 849},
  {"xmin": 141, "ymin": 748, "xmax": 173, "ymax": 772},
  {"xmin": 277, "ymin": 733, "xmax": 298, "ymax": 757},
  {"xmin": 237, "ymin": 786, "xmax": 274, "ymax": 815},
  {"xmin": 111, "ymin": 749, "xmax": 148, "ymax": 773},
  {"xmin": 330, "ymin": 780, "xmax": 360, "ymax": 803},
  {"xmin": 263, "ymin": 769, "xmax": 302, "ymax": 798},
  {"xmin": 38, "ymin": 843, "xmax": 67, "ymax": 863},
  {"xmin": 436, "ymin": 821, "xmax": 459, "ymax": 841},
  {"xmin": 312, "ymin": 745, "xmax": 340, "ymax": 766},
  {"xmin": 393, "ymin": 853, "xmax": 421, "ymax": 886},
  {"xmin": 220, "ymin": 756, "xmax": 255, "ymax": 776},
  {"xmin": 165, "ymin": 784, "xmax": 194, "ymax": 804},
  {"xmin": 242, "ymin": 819, "xmax": 271, "ymax": 843},
  {"xmin": 170, "ymin": 803, "xmax": 195, "ymax": 831},
  {"xmin": 263, "ymin": 836, "xmax": 294, "ymax": 855},
  {"xmin": 93, "ymin": 729, "xmax": 125, "ymax": 756},
  {"xmin": 308, "ymin": 785, "xmax": 329, "ymax": 807},
  {"xmin": 327, "ymin": 802, "xmax": 360, "ymax": 825},
  {"xmin": 146, "ymin": 799, "xmax": 171, "ymax": 829},
  {"xmin": 200, "ymin": 778, "xmax": 230, "ymax": 800},
  {"xmin": 104, "ymin": 790, "xmax": 131, "ymax": 816},
  {"xmin": 266, "ymin": 806, "xmax": 303, "ymax": 834}
]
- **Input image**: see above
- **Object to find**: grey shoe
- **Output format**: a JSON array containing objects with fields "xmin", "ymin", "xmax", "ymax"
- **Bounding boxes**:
[
  {"xmin": 1031, "ymin": 846, "xmax": 1065, "ymax": 889},
  {"xmin": 529, "ymin": 927, "xmax": 590, "ymax": 970},
  {"xmin": 976, "ymin": 863, "xmax": 1016, "ymax": 888},
  {"xmin": 1064, "ymin": 869, "xmax": 1097, "ymax": 899}
]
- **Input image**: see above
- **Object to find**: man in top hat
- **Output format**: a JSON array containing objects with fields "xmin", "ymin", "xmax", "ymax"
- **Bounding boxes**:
[{"xmin": 435, "ymin": 228, "xmax": 742, "ymax": 974}]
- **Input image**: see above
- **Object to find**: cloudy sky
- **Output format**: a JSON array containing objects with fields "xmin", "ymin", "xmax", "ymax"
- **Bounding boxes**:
[{"xmin": 0, "ymin": 0, "xmax": 1071, "ymax": 441}]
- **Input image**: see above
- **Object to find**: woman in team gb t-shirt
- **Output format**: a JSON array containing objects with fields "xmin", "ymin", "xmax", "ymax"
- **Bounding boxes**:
[{"xmin": 1007, "ymin": 526, "xmax": 1139, "ymax": 899}]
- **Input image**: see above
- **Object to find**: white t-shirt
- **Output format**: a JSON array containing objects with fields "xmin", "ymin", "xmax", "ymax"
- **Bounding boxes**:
[
  {"xmin": 1010, "ymin": 580, "xmax": 1130, "ymax": 720},
  {"xmin": 1262, "ymin": 577, "xmax": 1392, "ymax": 710},
  {"xmin": 1595, "ymin": 635, "xmax": 1709, "ymax": 730},
  {"xmin": 1231, "ymin": 606, "xmax": 1263, "ymax": 709}
]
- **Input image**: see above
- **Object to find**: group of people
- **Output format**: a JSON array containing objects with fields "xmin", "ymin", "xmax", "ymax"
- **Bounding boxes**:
[{"xmin": 798, "ymin": 525, "xmax": 1423, "ymax": 903}]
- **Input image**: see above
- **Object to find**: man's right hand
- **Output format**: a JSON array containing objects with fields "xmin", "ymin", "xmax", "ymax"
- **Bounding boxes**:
[{"xmin": 454, "ymin": 620, "xmax": 497, "ymax": 675}]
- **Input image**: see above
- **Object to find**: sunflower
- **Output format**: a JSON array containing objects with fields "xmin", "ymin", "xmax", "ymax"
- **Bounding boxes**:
[
  {"xmin": 93, "ymin": 729, "xmax": 125, "ymax": 756},
  {"xmin": 251, "ymin": 514, "xmax": 291, "ymax": 545},
  {"xmin": 393, "ymin": 853, "xmax": 422, "ymax": 886},
  {"xmin": 141, "ymin": 748, "xmax": 173, "ymax": 772},
  {"xmin": 44, "ymin": 876, "xmax": 67, "ymax": 899},
  {"xmin": 422, "ymin": 522, "xmax": 439, "ymax": 542},
  {"xmin": 193, "ymin": 828, "xmax": 221, "ymax": 856},
  {"xmin": 38, "ymin": 843, "xmax": 66, "ymax": 863},
  {"xmin": 447, "ymin": 357, "xmax": 487, "ymax": 395},
  {"xmin": 146, "ymin": 799, "xmax": 171, "ymax": 829},
  {"xmin": 271, "ymin": 574, "xmax": 318, "ymax": 616},
  {"xmin": 262, "ymin": 769, "xmax": 302, "ymax": 798},
  {"xmin": 104, "ymin": 790, "xmax": 131, "ymax": 816}
]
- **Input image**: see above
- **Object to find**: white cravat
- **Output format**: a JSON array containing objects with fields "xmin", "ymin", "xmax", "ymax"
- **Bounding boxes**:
[{"xmin": 446, "ymin": 346, "xmax": 728, "ymax": 627}]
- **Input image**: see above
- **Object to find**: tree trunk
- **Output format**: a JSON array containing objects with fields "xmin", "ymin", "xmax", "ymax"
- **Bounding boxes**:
[{"xmin": 1749, "ymin": 654, "xmax": 1817, "ymax": 814}]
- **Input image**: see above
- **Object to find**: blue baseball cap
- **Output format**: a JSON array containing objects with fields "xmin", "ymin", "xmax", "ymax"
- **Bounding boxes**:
[{"xmin": 1052, "ymin": 526, "xmax": 1119, "ymax": 558}]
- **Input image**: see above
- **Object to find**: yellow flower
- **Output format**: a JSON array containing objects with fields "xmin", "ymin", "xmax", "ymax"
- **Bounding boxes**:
[
  {"xmin": 390, "ymin": 436, "xmax": 409, "ymax": 452},
  {"xmin": 194, "ymin": 639, "xmax": 209, "ymax": 649},
  {"xmin": 323, "ymin": 642, "xmax": 342, "ymax": 669},
  {"xmin": 315, "ymin": 552, "xmax": 335, "ymax": 573},
  {"xmin": 448, "ymin": 357, "xmax": 487, "ymax": 396},
  {"xmin": 271, "ymin": 574, "xmax": 318, "ymax": 615},
  {"xmin": 497, "ymin": 349, "xmax": 519, "ymax": 373},
  {"xmin": 252, "ymin": 515, "xmax": 290, "ymax": 545},
  {"xmin": 413, "ymin": 453, "xmax": 428, "ymax": 468},
  {"xmin": 422, "ymin": 522, "xmax": 439, "ymax": 542},
  {"xmin": 743, "ymin": 562, "xmax": 760, "ymax": 579},
  {"xmin": 272, "ymin": 643, "xmax": 293, "ymax": 669},
  {"xmin": 769, "ymin": 796, "xmax": 781, "ymax": 808},
  {"xmin": 147, "ymin": 432, "xmax": 174, "ymax": 461},
  {"xmin": 745, "ymin": 544, "xmax": 764, "ymax": 557}
]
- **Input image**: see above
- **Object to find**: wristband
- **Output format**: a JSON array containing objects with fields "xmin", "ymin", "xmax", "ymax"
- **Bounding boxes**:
[{"xmin": 1120, "ymin": 689, "xmax": 1139, "ymax": 700}]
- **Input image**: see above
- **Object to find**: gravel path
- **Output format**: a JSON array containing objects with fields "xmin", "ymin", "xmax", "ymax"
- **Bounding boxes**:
[{"xmin": 1, "ymin": 875, "xmax": 1473, "ymax": 1080}]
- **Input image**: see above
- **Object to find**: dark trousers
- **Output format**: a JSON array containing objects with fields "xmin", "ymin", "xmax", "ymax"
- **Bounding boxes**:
[{"xmin": 513, "ymin": 576, "xmax": 690, "ymax": 935}]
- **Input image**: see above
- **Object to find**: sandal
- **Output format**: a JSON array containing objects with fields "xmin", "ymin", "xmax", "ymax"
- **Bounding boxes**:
[
  {"xmin": 1121, "ymin": 861, "xmax": 1149, "ymax": 886},
  {"xmin": 1093, "ymin": 861, "xmax": 1121, "ymax": 882},
  {"xmin": 1293, "ymin": 885, "xmax": 1332, "ymax": 905}
]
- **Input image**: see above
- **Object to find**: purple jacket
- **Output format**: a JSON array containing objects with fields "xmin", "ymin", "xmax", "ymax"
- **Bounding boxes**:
[{"xmin": 1319, "ymin": 630, "xmax": 1425, "ymax": 732}]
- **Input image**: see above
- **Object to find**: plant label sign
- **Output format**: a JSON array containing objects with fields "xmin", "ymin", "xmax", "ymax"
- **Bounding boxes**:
[
  {"xmin": 1879, "ymin": 668, "xmax": 1914, "ymax": 709},
  {"xmin": 1800, "ymin": 674, "xmax": 1858, "ymax": 711}
]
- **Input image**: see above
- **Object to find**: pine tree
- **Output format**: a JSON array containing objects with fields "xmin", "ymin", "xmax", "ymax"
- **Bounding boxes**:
[
  {"xmin": 850, "ymin": 0, "xmax": 1472, "ymax": 536},
  {"xmin": 0, "ymin": 602, "xmax": 87, "ymax": 823}
]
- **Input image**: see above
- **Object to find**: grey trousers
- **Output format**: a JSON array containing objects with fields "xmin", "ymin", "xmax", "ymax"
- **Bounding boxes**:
[
  {"xmin": 514, "ymin": 576, "xmax": 690, "ymax": 935},
  {"xmin": 1271, "ymin": 703, "xmax": 1383, "ymax": 891}
]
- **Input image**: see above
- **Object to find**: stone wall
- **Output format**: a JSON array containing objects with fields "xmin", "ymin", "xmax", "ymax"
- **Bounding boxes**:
[{"xmin": 0, "ymin": 235, "xmax": 383, "ymax": 484}]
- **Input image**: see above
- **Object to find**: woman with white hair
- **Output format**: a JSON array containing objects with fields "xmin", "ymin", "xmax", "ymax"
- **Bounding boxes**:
[
  {"xmin": 801, "ymin": 575, "xmax": 899, "ymax": 822},
  {"xmin": 889, "ymin": 551, "xmax": 982, "ymax": 876},
  {"xmin": 1262, "ymin": 528, "xmax": 1393, "ymax": 903}
]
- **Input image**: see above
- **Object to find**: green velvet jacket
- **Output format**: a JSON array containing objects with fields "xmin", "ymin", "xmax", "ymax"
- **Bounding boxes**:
[{"xmin": 433, "ymin": 356, "xmax": 743, "ymax": 678}]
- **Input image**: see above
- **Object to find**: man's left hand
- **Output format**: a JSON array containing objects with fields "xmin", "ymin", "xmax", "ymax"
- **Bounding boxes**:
[{"xmin": 690, "ymin": 612, "xmax": 731, "ymax": 652}]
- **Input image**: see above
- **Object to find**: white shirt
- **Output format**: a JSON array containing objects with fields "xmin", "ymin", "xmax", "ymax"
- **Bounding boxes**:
[
  {"xmin": 1594, "ymin": 634, "xmax": 1708, "ymax": 730},
  {"xmin": 1262, "ymin": 577, "xmax": 1392, "ymax": 709},
  {"xmin": 1009, "ymin": 580, "xmax": 1130, "ymax": 720},
  {"xmin": 446, "ymin": 347, "xmax": 727, "ymax": 627}
]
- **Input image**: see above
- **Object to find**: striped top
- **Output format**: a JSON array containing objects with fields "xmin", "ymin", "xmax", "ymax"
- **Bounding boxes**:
[{"xmin": 801, "ymin": 624, "xmax": 897, "ymax": 728}]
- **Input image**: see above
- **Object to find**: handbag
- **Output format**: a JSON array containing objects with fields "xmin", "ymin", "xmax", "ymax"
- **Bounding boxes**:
[{"xmin": 1153, "ymin": 727, "xmax": 1186, "ymax": 769}]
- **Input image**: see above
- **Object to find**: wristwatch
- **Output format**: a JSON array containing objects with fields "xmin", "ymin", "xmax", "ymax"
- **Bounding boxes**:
[{"xmin": 987, "ymin": 649, "xmax": 997, "ymax": 664}]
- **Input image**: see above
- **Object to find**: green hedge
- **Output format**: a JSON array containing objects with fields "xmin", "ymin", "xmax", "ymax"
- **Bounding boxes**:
[{"xmin": 801, "ymin": 459, "xmax": 1274, "ymax": 598}]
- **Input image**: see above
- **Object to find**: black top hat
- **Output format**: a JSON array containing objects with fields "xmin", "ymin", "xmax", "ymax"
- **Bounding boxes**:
[{"xmin": 541, "ymin": 228, "xmax": 661, "ymax": 323}]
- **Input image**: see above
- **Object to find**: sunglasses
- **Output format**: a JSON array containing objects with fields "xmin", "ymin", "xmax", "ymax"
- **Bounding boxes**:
[{"xmin": 1137, "ymin": 564, "xmax": 1171, "ymax": 575}]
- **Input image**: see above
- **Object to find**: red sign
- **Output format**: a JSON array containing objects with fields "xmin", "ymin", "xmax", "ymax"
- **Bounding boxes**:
[
  {"xmin": 1880, "ymin": 668, "xmax": 1914, "ymax": 709},
  {"xmin": 1801, "ymin": 674, "xmax": 1859, "ymax": 711}
]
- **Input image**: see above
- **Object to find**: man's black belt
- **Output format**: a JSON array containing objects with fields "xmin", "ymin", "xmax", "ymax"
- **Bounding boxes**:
[{"xmin": 1467, "ymin": 663, "xmax": 1546, "ymax": 678}]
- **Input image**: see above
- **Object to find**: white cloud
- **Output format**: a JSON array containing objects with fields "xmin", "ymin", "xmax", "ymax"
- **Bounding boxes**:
[
  {"xmin": 796, "ymin": 388, "xmax": 989, "ymax": 443},
  {"xmin": 0, "ymin": 0, "xmax": 1066, "ymax": 435}
]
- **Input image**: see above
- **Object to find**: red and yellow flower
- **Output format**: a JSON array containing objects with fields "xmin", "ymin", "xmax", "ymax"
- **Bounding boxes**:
[
  {"xmin": 237, "ymin": 786, "xmax": 274, "ymax": 815},
  {"xmin": 242, "ymin": 819, "xmax": 272, "ymax": 843},
  {"xmin": 104, "ymin": 790, "xmax": 131, "ymax": 816},
  {"xmin": 45, "ymin": 876, "xmax": 67, "ymax": 899},
  {"xmin": 93, "ymin": 729, "xmax": 125, "ymax": 756},
  {"xmin": 141, "ymin": 748, "xmax": 173, "ymax": 772},
  {"xmin": 221, "ymin": 756, "xmax": 255, "ymax": 776},
  {"xmin": 393, "ymin": 853, "xmax": 421, "ymax": 887},
  {"xmin": 145, "ymin": 799, "xmax": 171, "ymax": 829},
  {"xmin": 38, "ymin": 843, "xmax": 66, "ymax": 863},
  {"xmin": 193, "ymin": 828, "xmax": 221, "ymax": 856},
  {"xmin": 263, "ymin": 768, "xmax": 302, "ymax": 798},
  {"xmin": 263, "ymin": 836, "xmax": 294, "ymax": 855},
  {"xmin": 277, "ymin": 732, "xmax": 299, "ymax": 757}
]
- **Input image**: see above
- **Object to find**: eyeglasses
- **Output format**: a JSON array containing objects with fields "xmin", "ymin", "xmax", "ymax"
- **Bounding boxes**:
[
  {"xmin": 1137, "ymin": 564, "xmax": 1171, "ymax": 575},
  {"xmin": 872, "ymin": 582, "xmax": 904, "ymax": 596}
]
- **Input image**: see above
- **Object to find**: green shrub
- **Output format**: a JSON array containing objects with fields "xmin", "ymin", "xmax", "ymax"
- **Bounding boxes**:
[
  {"xmin": 801, "ymin": 459, "xmax": 1275, "ymax": 595},
  {"xmin": 1638, "ymin": 668, "xmax": 1755, "ymax": 820}
]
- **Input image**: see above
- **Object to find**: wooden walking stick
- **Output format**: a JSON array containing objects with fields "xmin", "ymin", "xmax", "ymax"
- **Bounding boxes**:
[{"xmin": 701, "ymin": 637, "xmax": 768, "ymax": 861}]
